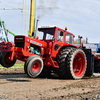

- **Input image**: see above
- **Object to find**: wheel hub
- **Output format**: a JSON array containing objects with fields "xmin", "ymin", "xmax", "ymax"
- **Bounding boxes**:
[
  {"xmin": 32, "ymin": 62, "xmax": 40, "ymax": 72},
  {"xmin": 73, "ymin": 52, "xmax": 85, "ymax": 77}
]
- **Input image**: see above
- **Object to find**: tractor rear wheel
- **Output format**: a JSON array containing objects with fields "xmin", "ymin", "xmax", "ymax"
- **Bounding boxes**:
[
  {"xmin": 25, "ymin": 56, "xmax": 43, "ymax": 78},
  {"xmin": 56, "ymin": 47, "xmax": 74, "ymax": 78},
  {"xmin": 66, "ymin": 48, "xmax": 87, "ymax": 79},
  {"xmin": 56, "ymin": 48, "xmax": 87, "ymax": 79},
  {"xmin": 0, "ymin": 52, "xmax": 16, "ymax": 68}
]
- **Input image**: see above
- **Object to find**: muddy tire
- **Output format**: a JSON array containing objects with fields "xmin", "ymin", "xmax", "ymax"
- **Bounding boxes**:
[
  {"xmin": 56, "ymin": 48, "xmax": 87, "ymax": 79},
  {"xmin": 66, "ymin": 49, "xmax": 87, "ymax": 79},
  {"xmin": 1, "ymin": 52, "xmax": 16, "ymax": 68},
  {"xmin": 26, "ymin": 56, "xmax": 43, "ymax": 78},
  {"xmin": 56, "ymin": 47, "xmax": 74, "ymax": 78}
]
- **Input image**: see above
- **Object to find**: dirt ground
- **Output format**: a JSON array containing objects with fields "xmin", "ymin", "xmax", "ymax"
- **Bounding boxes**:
[{"xmin": 0, "ymin": 68, "xmax": 100, "ymax": 100}]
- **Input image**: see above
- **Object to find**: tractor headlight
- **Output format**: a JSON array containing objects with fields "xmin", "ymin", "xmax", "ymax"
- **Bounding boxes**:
[{"xmin": 27, "ymin": 46, "xmax": 30, "ymax": 49}]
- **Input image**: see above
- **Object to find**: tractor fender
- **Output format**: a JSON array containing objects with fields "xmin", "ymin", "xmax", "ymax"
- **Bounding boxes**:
[{"xmin": 56, "ymin": 45, "xmax": 77, "ymax": 58}]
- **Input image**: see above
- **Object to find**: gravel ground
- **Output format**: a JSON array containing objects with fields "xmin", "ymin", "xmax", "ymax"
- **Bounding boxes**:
[{"xmin": 0, "ymin": 68, "xmax": 100, "ymax": 100}]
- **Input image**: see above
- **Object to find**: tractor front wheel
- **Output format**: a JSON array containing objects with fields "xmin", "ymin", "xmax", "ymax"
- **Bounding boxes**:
[
  {"xmin": 24, "ymin": 55, "xmax": 38, "ymax": 74},
  {"xmin": 0, "ymin": 52, "xmax": 16, "ymax": 68},
  {"xmin": 25, "ymin": 56, "xmax": 43, "ymax": 78}
]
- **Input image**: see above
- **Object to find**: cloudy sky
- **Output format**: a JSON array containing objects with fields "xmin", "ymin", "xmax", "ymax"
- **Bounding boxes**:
[{"xmin": 0, "ymin": 0, "xmax": 100, "ymax": 43}]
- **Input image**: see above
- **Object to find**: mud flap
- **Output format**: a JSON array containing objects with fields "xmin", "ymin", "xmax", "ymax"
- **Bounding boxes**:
[
  {"xmin": 83, "ymin": 49, "xmax": 94, "ymax": 76},
  {"xmin": 94, "ymin": 59, "xmax": 100, "ymax": 73}
]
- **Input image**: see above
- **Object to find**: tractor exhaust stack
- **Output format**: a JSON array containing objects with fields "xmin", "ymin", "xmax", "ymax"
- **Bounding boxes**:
[{"xmin": 35, "ymin": 19, "xmax": 39, "ymax": 39}]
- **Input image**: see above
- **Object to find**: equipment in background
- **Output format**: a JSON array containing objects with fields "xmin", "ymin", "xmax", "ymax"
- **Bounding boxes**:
[{"xmin": 0, "ymin": 17, "xmax": 16, "ymax": 42}]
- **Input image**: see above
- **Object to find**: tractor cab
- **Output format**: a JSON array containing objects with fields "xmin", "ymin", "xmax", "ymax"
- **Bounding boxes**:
[
  {"xmin": 37, "ymin": 26, "xmax": 75, "ymax": 57},
  {"xmin": 38, "ymin": 26, "xmax": 74, "ymax": 44},
  {"xmin": 38, "ymin": 26, "xmax": 55, "ymax": 41}
]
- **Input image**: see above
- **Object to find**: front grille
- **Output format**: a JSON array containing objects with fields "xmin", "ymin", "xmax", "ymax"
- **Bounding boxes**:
[
  {"xmin": 15, "ymin": 42, "xmax": 24, "ymax": 49},
  {"xmin": 15, "ymin": 37, "xmax": 25, "ymax": 41}
]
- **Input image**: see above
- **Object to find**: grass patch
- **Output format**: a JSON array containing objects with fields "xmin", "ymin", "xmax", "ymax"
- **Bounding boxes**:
[{"xmin": 0, "ymin": 64, "xmax": 24, "ymax": 68}]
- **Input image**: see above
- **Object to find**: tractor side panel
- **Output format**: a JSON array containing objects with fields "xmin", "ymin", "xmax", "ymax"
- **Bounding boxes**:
[
  {"xmin": 51, "ymin": 41, "xmax": 64, "ymax": 57},
  {"xmin": 51, "ymin": 41, "xmax": 77, "ymax": 58}
]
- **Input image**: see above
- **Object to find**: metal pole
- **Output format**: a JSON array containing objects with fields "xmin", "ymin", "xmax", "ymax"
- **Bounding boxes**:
[
  {"xmin": 35, "ymin": 20, "xmax": 39, "ymax": 38},
  {"xmin": 34, "ymin": 0, "xmax": 36, "ymax": 38},
  {"xmin": 5, "ymin": 29, "xmax": 16, "ymax": 36},
  {"xmin": 78, "ymin": 35, "xmax": 83, "ymax": 47},
  {"xmin": 28, "ymin": 0, "xmax": 34, "ymax": 38}
]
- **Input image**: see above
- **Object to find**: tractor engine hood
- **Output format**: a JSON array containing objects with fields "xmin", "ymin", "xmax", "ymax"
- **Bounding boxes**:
[
  {"xmin": 30, "ymin": 37, "xmax": 47, "ymax": 48},
  {"xmin": 15, "ymin": 35, "xmax": 47, "ymax": 48}
]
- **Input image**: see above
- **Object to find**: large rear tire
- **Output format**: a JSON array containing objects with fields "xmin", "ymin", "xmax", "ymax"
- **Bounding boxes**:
[
  {"xmin": 56, "ymin": 47, "xmax": 74, "ymax": 78},
  {"xmin": 56, "ymin": 48, "xmax": 87, "ymax": 79},
  {"xmin": 25, "ymin": 56, "xmax": 43, "ymax": 78},
  {"xmin": 66, "ymin": 49, "xmax": 87, "ymax": 79},
  {"xmin": 0, "ymin": 52, "xmax": 16, "ymax": 68}
]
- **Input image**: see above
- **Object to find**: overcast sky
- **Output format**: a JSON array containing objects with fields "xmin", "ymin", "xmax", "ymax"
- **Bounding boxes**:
[{"xmin": 0, "ymin": 0, "xmax": 100, "ymax": 43}]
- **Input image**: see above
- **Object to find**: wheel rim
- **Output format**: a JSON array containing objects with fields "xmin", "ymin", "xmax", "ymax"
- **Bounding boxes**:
[
  {"xmin": 32, "ymin": 62, "xmax": 40, "ymax": 72},
  {"xmin": 73, "ymin": 52, "xmax": 86, "ymax": 77},
  {"xmin": 6, "ymin": 53, "xmax": 12, "ymax": 64}
]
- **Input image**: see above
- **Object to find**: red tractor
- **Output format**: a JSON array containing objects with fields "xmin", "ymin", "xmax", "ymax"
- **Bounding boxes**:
[{"xmin": 0, "ymin": 26, "xmax": 90, "ymax": 79}]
